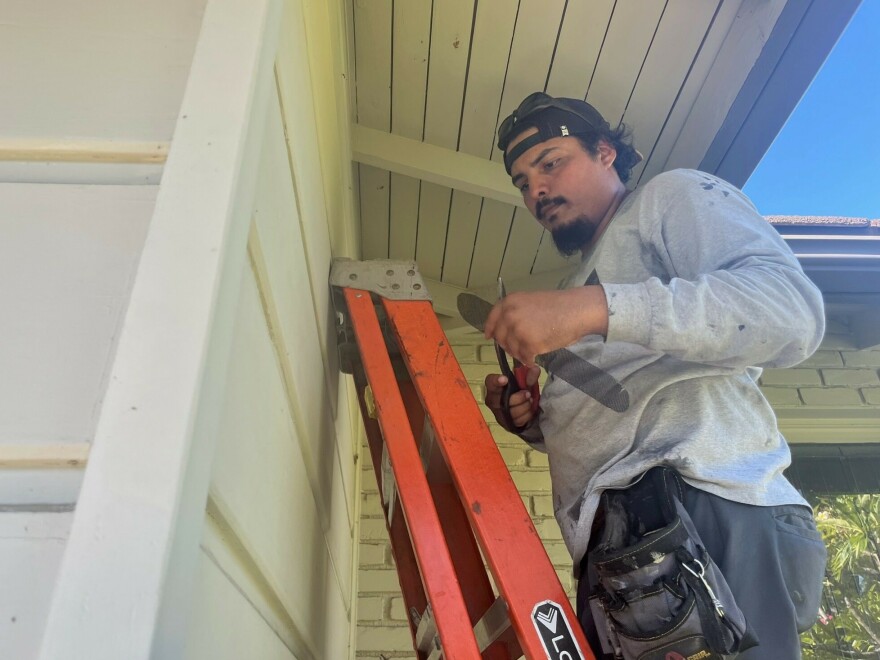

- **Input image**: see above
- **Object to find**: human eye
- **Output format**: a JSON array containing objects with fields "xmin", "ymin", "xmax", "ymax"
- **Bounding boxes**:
[{"xmin": 543, "ymin": 157, "xmax": 560, "ymax": 171}]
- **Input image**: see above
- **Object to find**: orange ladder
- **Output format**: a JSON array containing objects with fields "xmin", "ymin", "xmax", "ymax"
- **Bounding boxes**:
[{"xmin": 331, "ymin": 259, "xmax": 593, "ymax": 660}]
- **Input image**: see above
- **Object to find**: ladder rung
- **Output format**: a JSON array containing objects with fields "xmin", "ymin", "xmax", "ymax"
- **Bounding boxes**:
[
  {"xmin": 426, "ymin": 640, "xmax": 443, "ymax": 660},
  {"xmin": 474, "ymin": 597, "xmax": 512, "ymax": 652},
  {"xmin": 414, "ymin": 605, "xmax": 438, "ymax": 652}
]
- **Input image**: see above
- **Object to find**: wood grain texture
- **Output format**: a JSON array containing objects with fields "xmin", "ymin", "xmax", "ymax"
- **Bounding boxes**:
[
  {"xmin": 0, "ymin": 139, "xmax": 168, "ymax": 163},
  {"xmin": 0, "ymin": 444, "xmax": 89, "ymax": 469}
]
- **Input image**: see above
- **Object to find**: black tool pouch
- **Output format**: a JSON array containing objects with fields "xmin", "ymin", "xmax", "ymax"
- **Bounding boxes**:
[{"xmin": 586, "ymin": 468, "xmax": 758, "ymax": 660}]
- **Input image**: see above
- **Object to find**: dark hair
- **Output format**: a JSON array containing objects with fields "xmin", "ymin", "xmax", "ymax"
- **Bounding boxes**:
[{"xmin": 574, "ymin": 123, "xmax": 640, "ymax": 184}]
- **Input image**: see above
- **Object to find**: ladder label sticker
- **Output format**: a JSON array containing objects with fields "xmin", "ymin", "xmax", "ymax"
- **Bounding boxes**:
[{"xmin": 531, "ymin": 600, "xmax": 585, "ymax": 660}]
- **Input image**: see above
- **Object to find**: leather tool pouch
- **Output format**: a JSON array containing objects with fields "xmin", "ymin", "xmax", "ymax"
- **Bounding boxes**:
[{"xmin": 587, "ymin": 468, "xmax": 758, "ymax": 660}]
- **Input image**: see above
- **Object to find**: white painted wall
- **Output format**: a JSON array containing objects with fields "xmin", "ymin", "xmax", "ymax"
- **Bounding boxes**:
[
  {"xmin": 0, "ymin": 2, "xmax": 206, "ymax": 657},
  {"xmin": 0, "ymin": 184, "xmax": 155, "ymax": 658},
  {"xmin": 0, "ymin": 0, "xmax": 363, "ymax": 657},
  {"xmin": 0, "ymin": 184, "xmax": 156, "ymax": 449},
  {"xmin": 184, "ymin": 79, "xmax": 359, "ymax": 659},
  {"xmin": 0, "ymin": 513, "xmax": 73, "ymax": 660},
  {"xmin": 0, "ymin": 0, "xmax": 206, "ymax": 142}
]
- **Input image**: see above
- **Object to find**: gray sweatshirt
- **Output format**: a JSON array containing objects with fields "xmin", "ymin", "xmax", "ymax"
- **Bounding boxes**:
[{"xmin": 521, "ymin": 169, "xmax": 825, "ymax": 566}]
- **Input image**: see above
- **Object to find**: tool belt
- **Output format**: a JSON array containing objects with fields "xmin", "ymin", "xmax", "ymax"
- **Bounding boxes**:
[{"xmin": 586, "ymin": 467, "xmax": 758, "ymax": 660}]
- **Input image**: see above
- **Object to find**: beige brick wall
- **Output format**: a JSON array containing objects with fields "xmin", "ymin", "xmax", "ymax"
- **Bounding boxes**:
[
  {"xmin": 355, "ymin": 314, "xmax": 880, "ymax": 658},
  {"xmin": 759, "ymin": 315, "xmax": 880, "ymax": 408}
]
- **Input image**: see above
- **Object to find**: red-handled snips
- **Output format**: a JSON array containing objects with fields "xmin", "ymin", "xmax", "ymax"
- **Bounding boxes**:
[{"xmin": 495, "ymin": 277, "xmax": 540, "ymax": 429}]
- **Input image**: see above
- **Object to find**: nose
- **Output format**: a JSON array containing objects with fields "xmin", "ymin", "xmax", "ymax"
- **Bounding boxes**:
[{"xmin": 526, "ymin": 176, "xmax": 550, "ymax": 206}]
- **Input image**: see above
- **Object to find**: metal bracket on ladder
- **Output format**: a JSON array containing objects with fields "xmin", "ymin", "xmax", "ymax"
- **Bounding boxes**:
[
  {"xmin": 380, "ymin": 443, "xmax": 398, "ymax": 526},
  {"xmin": 331, "ymin": 258, "xmax": 592, "ymax": 660}
]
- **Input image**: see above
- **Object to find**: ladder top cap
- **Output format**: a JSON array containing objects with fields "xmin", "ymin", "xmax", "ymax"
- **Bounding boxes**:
[{"xmin": 330, "ymin": 258, "xmax": 432, "ymax": 301}]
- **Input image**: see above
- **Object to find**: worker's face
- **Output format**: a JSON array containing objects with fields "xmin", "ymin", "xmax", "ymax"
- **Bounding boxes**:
[{"xmin": 508, "ymin": 129, "xmax": 621, "ymax": 254}]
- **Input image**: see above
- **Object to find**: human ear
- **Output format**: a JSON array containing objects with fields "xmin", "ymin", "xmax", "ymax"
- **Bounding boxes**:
[{"xmin": 597, "ymin": 141, "xmax": 617, "ymax": 169}]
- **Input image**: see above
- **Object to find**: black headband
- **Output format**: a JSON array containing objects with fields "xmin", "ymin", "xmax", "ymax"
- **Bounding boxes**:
[
  {"xmin": 502, "ymin": 111, "xmax": 606, "ymax": 173},
  {"xmin": 501, "ymin": 105, "xmax": 610, "ymax": 174}
]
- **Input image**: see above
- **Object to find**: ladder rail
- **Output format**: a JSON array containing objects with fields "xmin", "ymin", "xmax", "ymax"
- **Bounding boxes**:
[
  {"xmin": 382, "ymin": 297, "xmax": 594, "ymax": 659},
  {"xmin": 353, "ymin": 369, "xmax": 430, "ymax": 659},
  {"xmin": 344, "ymin": 288, "xmax": 482, "ymax": 659}
]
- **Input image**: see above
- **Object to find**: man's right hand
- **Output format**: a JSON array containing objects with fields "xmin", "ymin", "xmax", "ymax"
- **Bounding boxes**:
[{"xmin": 484, "ymin": 367, "xmax": 541, "ymax": 431}]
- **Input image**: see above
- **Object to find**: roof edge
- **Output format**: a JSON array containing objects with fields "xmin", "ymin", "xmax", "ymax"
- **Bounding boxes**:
[{"xmin": 701, "ymin": 0, "xmax": 862, "ymax": 187}]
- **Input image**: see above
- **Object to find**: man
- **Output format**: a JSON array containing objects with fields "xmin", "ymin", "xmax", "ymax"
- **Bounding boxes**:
[{"xmin": 483, "ymin": 92, "xmax": 827, "ymax": 659}]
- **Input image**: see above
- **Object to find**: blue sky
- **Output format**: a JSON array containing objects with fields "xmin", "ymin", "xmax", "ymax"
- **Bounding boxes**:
[{"xmin": 743, "ymin": 1, "xmax": 880, "ymax": 218}]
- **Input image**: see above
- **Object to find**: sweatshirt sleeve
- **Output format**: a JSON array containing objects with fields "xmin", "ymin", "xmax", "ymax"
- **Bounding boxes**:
[
  {"xmin": 603, "ymin": 171, "xmax": 825, "ymax": 369},
  {"xmin": 515, "ymin": 419, "xmax": 547, "ymax": 452}
]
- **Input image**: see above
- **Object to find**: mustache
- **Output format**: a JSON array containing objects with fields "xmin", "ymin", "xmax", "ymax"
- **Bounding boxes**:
[{"xmin": 536, "ymin": 196, "xmax": 567, "ymax": 221}]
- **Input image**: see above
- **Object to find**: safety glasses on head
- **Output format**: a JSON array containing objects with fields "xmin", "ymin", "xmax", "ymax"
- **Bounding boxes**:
[{"xmin": 497, "ymin": 92, "xmax": 611, "ymax": 174}]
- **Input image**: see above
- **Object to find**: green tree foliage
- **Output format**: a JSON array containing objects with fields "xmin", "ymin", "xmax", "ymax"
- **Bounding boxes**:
[{"xmin": 801, "ymin": 494, "xmax": 880, "ymax": 659}]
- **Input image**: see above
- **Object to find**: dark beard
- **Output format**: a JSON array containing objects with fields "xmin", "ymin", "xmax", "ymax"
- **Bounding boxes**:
[{"xmin": 550, "ymin": 216, "xmax": 597, "ymax": 256}]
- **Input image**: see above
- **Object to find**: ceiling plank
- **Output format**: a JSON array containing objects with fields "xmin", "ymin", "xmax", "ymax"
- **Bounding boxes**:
[
  {"xmin": 499, "ymin": 206, "xmax": 544, "ymax": 282},
  {"xmin": 468, "ymin": 198, "xmax": 516, "ymax": 288},
  {"xmin": 442, "ymin": 191, "xmax": 483, "ymax": 286},
  {"xmin": 621, "ymin": 0, "xmax": 721, "ymax": 182},
  {"xmin": 416, "ymin": 0, "xmax": 478, "ymax": 281},
  {"xmin": 634, "ymin": 0, "xmax": 746, "ymax": 185},
  {"xmin": 492, "ymin": 0, "xmax": 568, "ymax": 165},
  {"xmin": 416, "ymin": 182, "xmax": 453, "ymax": 280},
  {"xmin": 474, "ymin": 0, "xmax": 566, "ymax": 284},
  {"xmin": 359, "ymin": 164, "xmax": 390, "ymax": 260},
  {"xmin": 353, "ymin": 0, "xmax": 392, "ymax": 260},
  {"xmin": 388, "ymin": 2, "xmax": 431, "ymax": 263},
  {"xmin": 458, "ymin": 1, "xmax": 519, "ymax": 159},
  {"xmin": 545, "ymin": 0, "xmax": 615, "ymax": 99},
  {"xmin": 391, "ymin": 2, "xmax": 430, "ymax": 140},
  {"xmin": 388, "ymin": 173, "xmax": 419, "ymax": 260},
  {"xmin": 351, "ymin": 124, "xmax": 523, "ymax": 208},
  {"xmin": 658, "ymin": 0, "xmax": 787, "ymax": 176},
  {"xmin": 586, "ymin": 0, "xmax": 666, "ymax": 126},
  {"xmin": 449, "ymin": 2, "xmax": 519, "ymax": 289},
  {"xmin": 423, "ymin": 0, "xmax": 475, "ymax": 150},
  {"xmin": 353, "ymin": 0, "xmax": 391, "ymax": 130}
]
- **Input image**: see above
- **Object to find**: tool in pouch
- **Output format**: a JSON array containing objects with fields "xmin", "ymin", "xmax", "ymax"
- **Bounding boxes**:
[
  {"xmin": 493, "ymin": 277, "xmax": 541, "ymax": 429},
  {"xmin": 587, "ymin": 467, "xmax": 757, "ymax": 660},
  {"xmin": 455, "ymin": 287, "xmax": 630, "ymax": 413}
]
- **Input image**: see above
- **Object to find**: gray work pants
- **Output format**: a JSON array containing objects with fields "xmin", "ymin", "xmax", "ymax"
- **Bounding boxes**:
[{"xmin": 576, "ymin": 485, "xmax": 828, "ymax": 659}]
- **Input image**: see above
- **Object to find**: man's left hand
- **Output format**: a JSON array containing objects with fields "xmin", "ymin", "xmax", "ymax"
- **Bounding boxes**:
[{"xmin": 484, "ymin": 286, "xmax": 609, "ymax": 365}]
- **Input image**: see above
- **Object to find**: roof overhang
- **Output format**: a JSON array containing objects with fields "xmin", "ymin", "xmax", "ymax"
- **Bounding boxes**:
[{"xmin": 346, "ymin": 0, "xmax": 864, "ymax": 320}]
